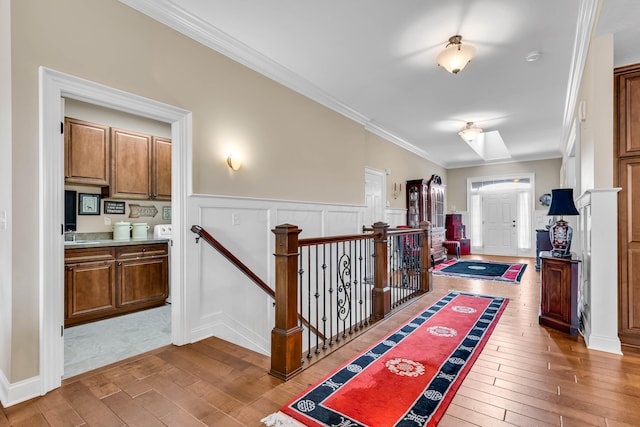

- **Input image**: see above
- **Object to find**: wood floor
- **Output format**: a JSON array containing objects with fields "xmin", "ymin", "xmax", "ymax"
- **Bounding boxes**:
[{"xmin": 2, "ymin": 255, "xmax": 640, "ymax": 426}]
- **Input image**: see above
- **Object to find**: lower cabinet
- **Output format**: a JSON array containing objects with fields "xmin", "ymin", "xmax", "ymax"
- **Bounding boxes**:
[
  {"xmin": 65, "ymin": 247, "xmax": 117, "ymax": 325},
  {"xmin": 116, "ymin": 244, "xmax": 169, "ymax": 308},
  {"xmin": 538, "ymin": 252, "xmax": 580, "ymax": 335},
  {"xmin": 65, "ymin": 243, "xmax": 168, "ymax": 327}
]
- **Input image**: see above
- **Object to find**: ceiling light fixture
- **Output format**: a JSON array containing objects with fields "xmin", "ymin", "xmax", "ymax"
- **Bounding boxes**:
[
  {"xmin": 458, "ymin": 122, "xmax": 483, "ymax": 142},
  {"xmin": 525, "ymin": 50, "xmax": 541, "ymax": 62},
  {"xmin": 436, "ymin": 35, "xmax": 476, "ymax": 74}
]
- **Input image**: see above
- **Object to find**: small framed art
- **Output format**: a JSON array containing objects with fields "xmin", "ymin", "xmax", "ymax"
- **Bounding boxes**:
[{"xmin": 78, "ymin": 193, "xmax": 101, "ymax": 215}]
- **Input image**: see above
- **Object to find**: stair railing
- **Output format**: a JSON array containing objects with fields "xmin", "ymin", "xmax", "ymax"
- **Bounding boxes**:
[
  {"xmin": 270, "ymin": 221, "xmax": 430, "ymax": 381},
  {"xmin": 191, "ymin": 222, "xmax": 430, "ymax": 382}
]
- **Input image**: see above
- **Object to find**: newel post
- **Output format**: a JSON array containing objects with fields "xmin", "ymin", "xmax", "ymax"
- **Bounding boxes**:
[
  {"xmin": 270, "ymin": 224, "xmax": 303, "ymax": 381},
  {"xmin": 372, "ymin": 221, "xmax": 391, "ymax": 320},
  {"xmin": 419, "ymin": 221, "xmax": 432, "ymax": 292}
]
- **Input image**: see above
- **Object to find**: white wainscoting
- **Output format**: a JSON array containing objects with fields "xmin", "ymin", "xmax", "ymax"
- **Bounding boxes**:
[
  {"xmin": 385, "ymin": 208, "xmax": 407, "ymax": 228},
  {"xmin": 186, "ymin": 194, "xmax": 367, "ymax": 355}
]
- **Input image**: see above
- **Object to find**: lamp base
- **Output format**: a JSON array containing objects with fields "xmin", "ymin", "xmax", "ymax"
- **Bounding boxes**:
[
  {"xmin": 551, "ymin": 250, "xmax": 572, "ymax": 258},
  {"xmin": 549, "ymin": 219, "xmax": 573, "ymax": 258}
]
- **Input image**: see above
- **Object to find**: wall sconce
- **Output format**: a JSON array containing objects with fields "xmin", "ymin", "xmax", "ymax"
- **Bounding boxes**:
[
  {"xmin": 393, "ymin": 182, "xmax": 402, "ymax": 199},
  {"xmin": 227, "ymin": 154, "xmax": 242, "ymax": 171}
]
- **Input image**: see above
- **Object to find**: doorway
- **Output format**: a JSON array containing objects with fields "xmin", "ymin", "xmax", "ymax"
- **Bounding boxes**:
[
  {"xmin": 364, "ymin": 168, "xmax": 386, "ymax": 228},
  {"xmin": 39, "ymin": 67, "xmax": 191, "ymax": 393},
  {"xmin": 62, "ymin": 99, "xmax": 173, "ymax": 378},
  {"xmin": 467, "ymin": 174, "xmax": 534, "ymax": 257}
]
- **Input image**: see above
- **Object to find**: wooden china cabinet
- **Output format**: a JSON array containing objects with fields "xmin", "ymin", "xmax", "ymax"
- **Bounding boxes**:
[{"xmin": 406, "ymin": 175, "xmax": 446, "ymax": 265}]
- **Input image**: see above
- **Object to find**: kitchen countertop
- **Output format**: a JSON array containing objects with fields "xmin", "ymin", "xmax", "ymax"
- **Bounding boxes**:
[{"xmin": 64, "ymin": 237, "xmax": 170, "ymax": 249}]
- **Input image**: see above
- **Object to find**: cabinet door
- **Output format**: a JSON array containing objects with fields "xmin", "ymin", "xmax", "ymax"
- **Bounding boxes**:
[
  {"xmin": 117, "ymin": 256, "xmax": 168, "ymax": 308},
  {"xmin": 619, "ymin": 158, "xmax": 640, "ymax": 345},
  {"xmin": 111, "ymin": 128, "xmax": 152, "ymax": 199},
  {"xmin": 64, "ymin": 118, "xmax": 110, "ymax": 186},
  {"xmin": 152, "ymin": 137, "xmax": 172, "ymax": 201},
  {"xmin": 65, "ymin": 260, "xmax": 116, "ymax": 326},
  {"xmin": 616, "ymin": 68, "xmax": 640, "ymax": 157},
  {"xmin": 541, "ymin": 259, "xmax": 571, "ymax": 324}
]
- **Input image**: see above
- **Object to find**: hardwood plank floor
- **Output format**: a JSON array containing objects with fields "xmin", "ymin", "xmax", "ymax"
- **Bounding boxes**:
[{"xmin": 3, "ymin": 255, "xmax": 640, "ymax": 426}]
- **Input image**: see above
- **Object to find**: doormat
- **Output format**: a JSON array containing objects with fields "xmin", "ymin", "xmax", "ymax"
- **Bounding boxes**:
[
  {"xmin": 432, "ymin": 259, "xmax": 527, "ymax": 284},
  {"xmin": 262, "ymin": 291, "xmax": 508, "ymax": 427}
]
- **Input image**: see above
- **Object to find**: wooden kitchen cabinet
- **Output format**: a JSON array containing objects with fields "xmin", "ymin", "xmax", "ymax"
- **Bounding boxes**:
[
  {"xmin": 110, "ymin": 128, "xmax": 172, "ymax": 200},
  {"xmin": 64, "ymin": 247, "xmax": 117, "ymax": 326},
  {"xmin": 152, "ymin": 136, "xmax": 172, "ymax": 201},
  {"xmin": 64, "ymin": 243, "xmax": 169, "ymax": 327},
  {"xmin": 110, "ymin": 127, "xmax": 152, "ymax": 199},
  {"xmin": 539, "ymin": 252, "xmax": 580, "ymax": 335},
  {"xmin": 116, "ymin": 244, "xmax": 169, "ymax": 309},
  {"xmin": 64, "ymin": 118, "xmax": 110, "ymax": 186}
]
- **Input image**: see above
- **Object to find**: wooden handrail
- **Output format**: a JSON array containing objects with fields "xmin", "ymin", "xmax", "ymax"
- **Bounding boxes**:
[
  {"xmin": 191, "ymin": 225, "xmax": 275, "ymax": 298},
  {"xmin": 300, "ymin": 232, "xmax": 375, "ymax": 246},
  {"xmin": 191, "ymin": 224, "xmax": 326, "ymax": 345}
]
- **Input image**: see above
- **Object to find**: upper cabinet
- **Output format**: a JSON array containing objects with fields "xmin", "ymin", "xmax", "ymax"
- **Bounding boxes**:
[
  {"xmin": 111, "ymin": 128, "xmax": 152, "ymax": 200},
  {"xmin": 616, "ymin": 65, "xmax": 640, "ymax": 157},
  {"xmin": 64, "ymin": 118, "xmax": 110, "ymax": 186},
  {"xmin": 64, "ymin": 117, "xmax": 171, "ymax": 201},
  {"xmin": 152, "ymin": 137, "xmax": 172, "ymax": 201}
]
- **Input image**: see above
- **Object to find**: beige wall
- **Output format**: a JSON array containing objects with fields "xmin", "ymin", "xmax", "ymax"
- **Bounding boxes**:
[
  {"xmin": 364, "ymin": 132, "xmax": 447, "ymax": 209},
  {"xmin": 446, "ymin": 159, "xmax": 562, "ymax": 212},
  {"xmin": 1, "ymin": 0, "xmax": 13, "ymax": 379},
  {"xmin": 575, "ymin": 34, "xmax": 614, "ymax": 191}
]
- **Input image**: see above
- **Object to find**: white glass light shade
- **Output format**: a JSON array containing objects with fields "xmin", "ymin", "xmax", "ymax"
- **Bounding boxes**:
[
  {"xmin": 436, "ymin": 41, "xmax": 476, "ymax": 74},
  {"xmin": 227, "ymin": 154, "xmax": 242, "ymax": 171},
  {"xmin": 458, "ymin": 122, "xmax": 482, "ymax": 142}
]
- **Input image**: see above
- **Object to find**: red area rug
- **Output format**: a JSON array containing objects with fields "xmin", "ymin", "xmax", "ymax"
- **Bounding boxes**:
[
  {"xmin": 432, "ymin": 259, "xmax": 527, "ymax": 284},
  {"xmin": 263, "ymin": 291, "xmax": 508, "ymax": 427}
]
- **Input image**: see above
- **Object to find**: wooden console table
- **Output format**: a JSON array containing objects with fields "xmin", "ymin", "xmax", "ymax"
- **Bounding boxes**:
[{"xmin": 539, "ymin": 252, "xmax": 580, "ymax": 335}]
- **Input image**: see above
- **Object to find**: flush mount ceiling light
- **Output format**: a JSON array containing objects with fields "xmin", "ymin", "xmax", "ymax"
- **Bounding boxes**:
[
  {"xmin": 525, "ymin": 50, "xmax": 541, "ymax": 62},
  {"xmin": 436, "ymin": 35, "xmax": 476, "ymax": 74},
  {"xmin": 458, "ymin": 122, "xmax": 483, "ymax": 142}
]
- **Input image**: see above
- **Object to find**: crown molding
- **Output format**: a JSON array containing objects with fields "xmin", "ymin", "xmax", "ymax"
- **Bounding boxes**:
[
  {"xmin": 364, "ymin": 121, "xmax": 441, "ymax": 166},
  {"xmin": 119, "ymin": 0, "xmax": 436, "ymax": 162}
]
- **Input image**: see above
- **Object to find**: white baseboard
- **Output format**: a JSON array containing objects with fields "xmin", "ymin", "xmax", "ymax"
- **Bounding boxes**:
[
  {"xmin": 190, "ymin": 311, "xmax": 270, "ymax": 356},
  {"xmin": 585, "ymin": 334, "xmax": 622, "ymax": 355},
  {"xmin": 0, "ymin": 369, "xmax": 42, "ymax": 408}
]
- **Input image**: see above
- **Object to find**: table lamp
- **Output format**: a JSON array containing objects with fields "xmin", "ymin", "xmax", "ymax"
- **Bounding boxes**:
[{"xmin": 547, "ymin": 188, "xmax": 580, "ymax": 258}]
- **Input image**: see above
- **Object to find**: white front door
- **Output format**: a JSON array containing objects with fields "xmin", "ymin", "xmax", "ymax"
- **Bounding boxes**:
[
  {"xmin": 364, "ymin": 168, "xmax": 385, "ymax": 228},
  {"xmin": 482, "ymin": 192, "xmax": 518, "ymax": 255}
]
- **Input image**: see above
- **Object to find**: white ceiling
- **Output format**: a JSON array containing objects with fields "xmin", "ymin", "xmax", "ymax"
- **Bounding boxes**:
[{"xmin": 122, "ymin": 0, "xmax": 640, "ymax": 169}]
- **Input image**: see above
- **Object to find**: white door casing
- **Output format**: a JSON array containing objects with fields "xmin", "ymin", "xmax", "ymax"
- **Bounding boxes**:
[{"xmin": 39, "ymin": 67, "xmax": 191, "ymax": 395}]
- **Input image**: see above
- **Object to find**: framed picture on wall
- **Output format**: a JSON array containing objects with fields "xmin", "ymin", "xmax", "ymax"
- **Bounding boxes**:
[{"xmin": 78, "ymin": 193, "xmax": 101, "ymax": 215}]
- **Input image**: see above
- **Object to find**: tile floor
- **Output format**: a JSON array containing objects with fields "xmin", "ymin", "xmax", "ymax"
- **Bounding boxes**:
[{"xmin": 63, "ymin": 304, "xmax": 171, "ymax": 378}]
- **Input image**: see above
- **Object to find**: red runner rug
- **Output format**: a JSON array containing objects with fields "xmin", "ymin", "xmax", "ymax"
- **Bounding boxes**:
[{"xmin": 264, "ymin": 291, "xmax": 508, "ymax": 427}]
